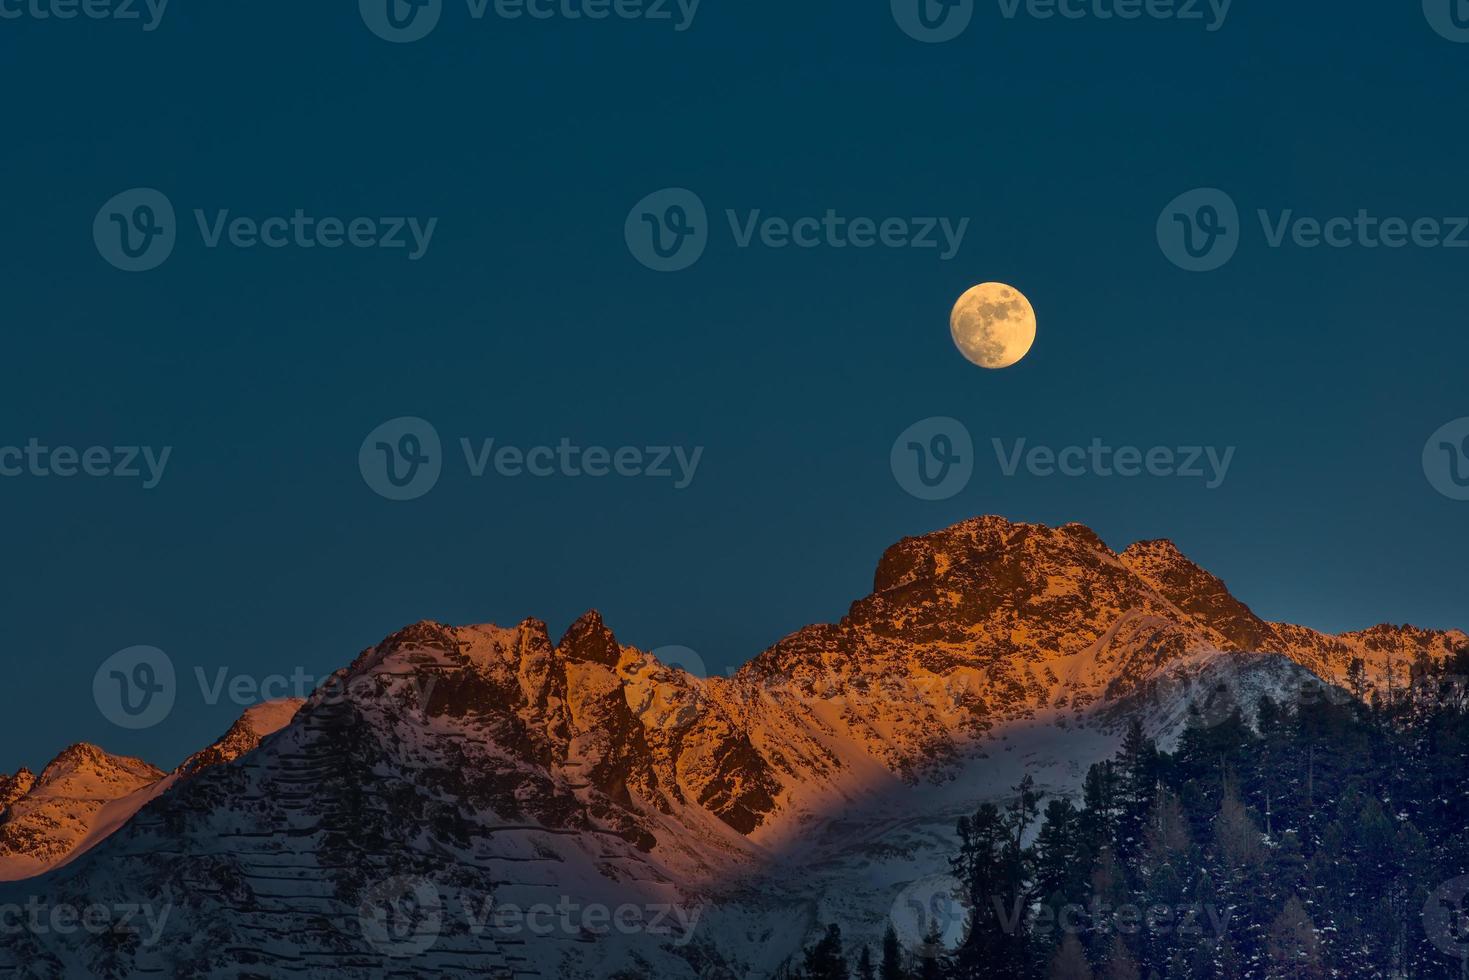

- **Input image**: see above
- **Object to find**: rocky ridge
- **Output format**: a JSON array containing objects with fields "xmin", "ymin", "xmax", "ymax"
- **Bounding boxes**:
[{"xmin": 0, "ymin": 516, "xmax": 1460, "ymax": 977}]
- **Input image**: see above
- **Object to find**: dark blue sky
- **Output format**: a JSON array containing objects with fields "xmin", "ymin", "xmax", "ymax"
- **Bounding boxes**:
[{"xmin": 1, "ymin": 2, "xmax": 1465, "ymax": 771}]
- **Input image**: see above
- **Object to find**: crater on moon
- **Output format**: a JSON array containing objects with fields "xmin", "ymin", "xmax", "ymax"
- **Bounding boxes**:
[{"xmin": 950, "ymin": 282, "xmax": 1037, "ymax": 369}]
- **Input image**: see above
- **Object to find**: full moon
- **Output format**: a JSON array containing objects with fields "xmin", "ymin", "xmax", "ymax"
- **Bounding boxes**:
[{"xmin": 949, "ymin": 282, "xmax": 1037, "ymax": 369}]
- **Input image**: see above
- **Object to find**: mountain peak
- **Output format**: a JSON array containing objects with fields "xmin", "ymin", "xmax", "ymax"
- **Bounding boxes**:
[
  {"xmin": 0, "ymin": 745, "xmax": 164, "ymax": 880},
  {"xmin": 870, "ymin": 515, "xmax": 1124, "ymax": 599},
  {"xmin": 175, "ymin": 698, "xmax": 305, "ymax": 780},
  {"xmin": 1118, "ymin": 535, "xmax": 1273, "ymax": 651},
  {"xmin": 35, "ymin": 743, "xmax": 162, "ymax": 790},
  {"xmin": 1121, "ymin": 537, "xmax": 1185, "ymax": 559},
  {"xmin": 41, "ymin": 741, "xmax": 106, "ymax": 767},
  {"xmin": 558, "ymin": 609, "xmax": 621, "ymax": 666}
]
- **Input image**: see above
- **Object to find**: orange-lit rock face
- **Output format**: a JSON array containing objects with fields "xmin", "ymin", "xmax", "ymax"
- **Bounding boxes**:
[
  {"xmin": 0, "ymin": 768, "xmax": 36, "ymax": 815},
  {"xmin": 0, "ymin": 745, "xmax": 163, "ymax": 879}
]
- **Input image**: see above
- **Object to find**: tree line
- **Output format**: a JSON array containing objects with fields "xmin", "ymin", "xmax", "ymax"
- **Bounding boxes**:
[{"xmin": 778, "ymin": 648, "xmax": 1469, "ymax": 979}]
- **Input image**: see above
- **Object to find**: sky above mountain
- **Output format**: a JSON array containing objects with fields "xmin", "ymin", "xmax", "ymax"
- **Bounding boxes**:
[{"xmin": 0, "ymin": 4, "xmax": 1466, "ymax": 774}]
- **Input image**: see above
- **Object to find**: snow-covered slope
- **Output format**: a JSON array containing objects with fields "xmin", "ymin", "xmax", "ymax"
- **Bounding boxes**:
[
  {"xmin": 0, "ymin": 516, "xmax": 1460, "ymax": 977},
  {"xmin": 0, "ymin": 699, "xmax": 303, "ymax": 884},
  {"xmin": 174, "ymin": 698, "xmax": 306, "ymax": 780},
  {"xmin": 0, "ymin": 744, "xmax": 163, "ymax": 882}
]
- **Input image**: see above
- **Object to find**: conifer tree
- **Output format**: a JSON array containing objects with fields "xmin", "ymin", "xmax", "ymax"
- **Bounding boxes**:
[
  {"xmin": 801, "ymin": 924, "xmax": 850, "ymax": 980},
  {"xmin": 1265, "ymin": 897, "xmax": 1322, "ymax": 979},
  {"xmin": 1080, "ymin": 761, "xmax": 1120, "ymax": 853},
  {"xmin": 914, "ymin": 927, "xmax": 949, "ymax": 980},
  {"xmin": 1345, "ymin": 657, "xmax": 1370, "ymax": 703},
  {"xmin": 879, "ymin": 924, "xmax": 907, "ymax": 980},
  {"xmin": 1047, "ymin": 933, "xmax": 1093, "ymax": 980},
  {"xmin": 951, "ymin": 779, "xmax": 1037, "ymax": 980},
  {"xmin": 1213, "ymin": 782, "xmax": 1266, "ymax": 871},
  {"xmin": 1100, "ymin": 936, "xmax": 1140, "ymax": 980},
  {"xmin": 1035, "ymin": 798, "xmax": 1086, "ymax": 905},
  {"xmin": 1116, "ymin": 719, "xmax": 1158, "ymax": 858}
]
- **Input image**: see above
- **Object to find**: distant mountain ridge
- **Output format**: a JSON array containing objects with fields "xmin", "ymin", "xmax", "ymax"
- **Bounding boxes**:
[
  {"xmin": 0, "ymin": 516, "xmax": 1461, "ymax": 977},
  {"xmin": 0, "ymin": 699, "xmax": 303, "ymax": 882}
]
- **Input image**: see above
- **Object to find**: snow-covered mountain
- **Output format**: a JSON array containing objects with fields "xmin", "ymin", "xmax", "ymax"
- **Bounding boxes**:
[
  {"xmin": 0, "ymin": 744, "xmax": 163, "ymax": 883},
  {"xmin": 0, "ymin": 699, "xmax": 303, "ymax": 884},
  {"xmin": 0, "ymin": 517, "xmax": 1460, "ymax": 978},
  {"xmin": 172, "ymin": 699, "xmax": 307, "ymax": 781}
]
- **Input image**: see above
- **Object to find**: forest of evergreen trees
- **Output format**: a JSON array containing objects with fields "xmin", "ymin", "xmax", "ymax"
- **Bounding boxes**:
[{"xmin": 781, "ymin": 648, "xmax": 1469, "ymax": 979}]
